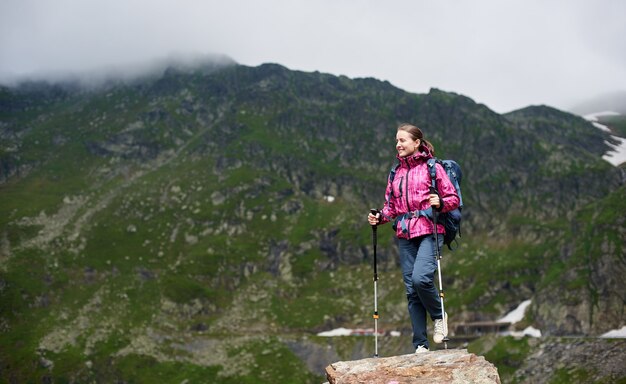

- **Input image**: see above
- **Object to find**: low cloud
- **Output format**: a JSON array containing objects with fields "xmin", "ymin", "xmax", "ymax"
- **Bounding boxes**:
[{"xmin": 1, "ymin": 0, "xmax": 625, "ymax": 112}]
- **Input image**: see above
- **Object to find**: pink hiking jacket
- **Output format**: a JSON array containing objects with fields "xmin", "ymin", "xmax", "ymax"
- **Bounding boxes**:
[{"xmin": 379, "ymin": 149, "xmax": 460, "ymax": 239}]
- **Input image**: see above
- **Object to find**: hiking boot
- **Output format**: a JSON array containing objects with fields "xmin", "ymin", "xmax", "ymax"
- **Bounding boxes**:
[
  {"xmin": 433, "ymin": 312, "xmax": 448, "ymax": 344},
  {"xmin": 415, "ymin": 345, "xmax": 429, "ymax": 354}
]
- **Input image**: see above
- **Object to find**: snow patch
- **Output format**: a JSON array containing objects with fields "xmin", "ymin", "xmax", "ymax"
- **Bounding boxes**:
[
  {"xmin": 602, "ymin": 135, "xmax": 626, "ymax": 166},
  {"xmin": 496, "ymin": 299, "xmax": 542, "ymax": 338},
  {"xmin": 583, "ymin": 111, "xmax": 620, "ymax": 121},
  {"xmin": 502, "ymin": 326, "xmax": 542, "ymax": 338},
  {"xmin": 497, "ymin": 299, "xmax": 532, "ymax": 323},
  {"xmin": 583, "ymin": 111, "xmax": 626, "ymax": 166},
  {"xmin": 316, "ymin": 327, "xmax": 389, "ymax": 337},
  {"xmin": 591, "ymin": 121, "xmax": 611, "ymax": 132},
  {"xmin": 520, "ymin": 326, "xmax": 542, "ymax": 338},
  {"xmin": 600, "ymin": 326, "xmax": 626, "ymax": 338},
  {"xmin": 317, "ymin": 327, "xmax": 352, "ymax": 337}
]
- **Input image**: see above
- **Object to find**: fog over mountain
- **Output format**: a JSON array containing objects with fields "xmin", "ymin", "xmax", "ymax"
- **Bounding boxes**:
[
  {"xmin": 570, "ymin": 91, "xmax": 626, "ymax": 115},
  {"xmin": 2, "ymin": 0, "xmax": 625, "ymax": 113},
  {"xmin": 0, "ymin": 53, "xmax": 237, "ymax": 89}
]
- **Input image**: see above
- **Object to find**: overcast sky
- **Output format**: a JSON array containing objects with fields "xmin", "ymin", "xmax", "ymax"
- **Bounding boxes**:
[{"xmin": 1, "ymin": 0, "xmax": 625, "ymax": 113}]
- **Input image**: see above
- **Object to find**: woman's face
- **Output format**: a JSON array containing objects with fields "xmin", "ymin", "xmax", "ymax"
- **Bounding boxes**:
[{"xmin": 396, "ymin": 130, "xmax": 420, "ymax": 157}]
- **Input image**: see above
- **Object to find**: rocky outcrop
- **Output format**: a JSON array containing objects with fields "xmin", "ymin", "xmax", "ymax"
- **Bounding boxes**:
[
  {"xmin": 325, "ymin": 349, "xmax": 500, "ymax": 384},
  {"xmin": 513, "ymin": 338, "xmax": 626, "ymax": 384}
]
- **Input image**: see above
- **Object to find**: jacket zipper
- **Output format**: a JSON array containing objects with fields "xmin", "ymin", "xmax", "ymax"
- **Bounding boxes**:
[{"xmin": 404, "ymin": 158, "xmax": 411, "ymax": 211}]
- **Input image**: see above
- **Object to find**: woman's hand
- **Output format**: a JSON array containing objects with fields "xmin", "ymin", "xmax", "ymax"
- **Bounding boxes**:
[
  {"xmin": 429, "ymin": 193, "xmax": 441, "ymax": 208},
  {"xmin": 368, "ymin": 211, "xmax": 380, "ymax": 226}
]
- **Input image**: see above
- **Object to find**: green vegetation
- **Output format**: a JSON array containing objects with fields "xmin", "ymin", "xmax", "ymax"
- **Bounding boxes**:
[
  {"xmin": 599, "ymin": 114, "xmax": 626, "ymax": 137},
  {"xmin": 469, "ymin": 336, "xmax": 532, "ymax": 381},
  {"xmin": 1, "ymin": 62, "xmax": 624, "ymax": 382}
]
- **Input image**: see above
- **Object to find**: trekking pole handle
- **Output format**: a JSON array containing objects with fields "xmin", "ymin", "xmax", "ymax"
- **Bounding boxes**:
[
  {"xmin": 428, "ymin": 187, "xmax": 441, "ymax": 219},
  {"xmin": 369, "ymin": 208, "xmax": 380, "ymax": 223},
  {"xmin": 428, "ymin": 188, "xmax": 442, "ymax": 260},
  {"xmin": 428, "ymin": 186, "xmax": 440, "ymax": 205},
  {"xmin": 370, "ymin": 208, "xmax": 379, "ymax": 279},
  {"xmin": 370, "ymin": 208, "xmax": 380, "ymax": 232}
]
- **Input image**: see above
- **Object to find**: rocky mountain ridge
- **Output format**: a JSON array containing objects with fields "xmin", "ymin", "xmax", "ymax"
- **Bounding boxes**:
[{"xmin": 0, "ymin": 60, "xmax": 624, "ymax": 383}]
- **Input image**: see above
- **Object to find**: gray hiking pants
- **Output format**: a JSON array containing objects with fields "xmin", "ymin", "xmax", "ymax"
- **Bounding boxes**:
[{"xmin": 398, "ymin": 234, "xmax": 444, "ymax": 349}]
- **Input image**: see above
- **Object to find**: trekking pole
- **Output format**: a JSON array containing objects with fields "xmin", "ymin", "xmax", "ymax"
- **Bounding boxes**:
[
  {"xmin": 430, "ymin": 188, "xmax": 449, "ymax": 349},
  {"xmin": 370, "ymin": 208, "xmax": 380, "ymax": 357}
]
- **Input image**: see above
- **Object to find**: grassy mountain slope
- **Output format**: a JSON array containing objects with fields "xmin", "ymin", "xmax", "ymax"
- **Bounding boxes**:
[{"xmin": 1, "ymin": 62, "xmax": 624, "ymax": 383}]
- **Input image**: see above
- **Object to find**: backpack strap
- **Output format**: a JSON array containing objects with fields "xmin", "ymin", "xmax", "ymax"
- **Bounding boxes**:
[
  {"xmin": 382, "ymin": 160, "xmax": 400, "ymax": 222},
  {"xmin": 428, "ymin": 157, "xmax": 448, "ymax": 210},
  {"xmin": 427, "ymin": 158, "xmax": 437, "ymax": 190},
  {"xmin": 426, "ymin": 158, "xmax": 442, "ymax": 236},
  {"xmin": 387, "ymin": 160, "xmax": 400, "ymax": 188}
]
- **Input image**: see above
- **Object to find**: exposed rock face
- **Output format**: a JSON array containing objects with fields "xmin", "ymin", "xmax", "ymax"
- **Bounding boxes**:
[
  {"xmin": 325, "ymin": 349, "xmax": 500, "ymax": 384},
  {"xmin": 513, "ymin": 338, "xmax": 626, "ymax": 383}
]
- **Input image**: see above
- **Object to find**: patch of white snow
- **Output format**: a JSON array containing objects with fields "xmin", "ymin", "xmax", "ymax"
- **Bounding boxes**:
[
  {"xmin": 603, "ymin": 135, "xmax": 626, "ymax": 166},
  {"xmin": 600, "ymin": 326, "xmax": 626, "ymax": 338},
  {"xmin": 583, "ymin": 111, "xmax": 626, "ymax": 166},
  {"xmin": 583, "ymin": 111, "xmax": 620, "ymax": 121},
  {"xmin": 317, "ymin": 327, "xmax": 352, "ymax": 337},
  {"xmin": 522, "ymin": 326, "xmax": 542, "ymax": 338},
  {"xmin": 501, "ymin": 325, "xmax": 542, "ymax": 338},
  {"xmin": 497, "ymin": 299, "xmax": 532, "ymax": 323},
  {"xmin": 592, "ymin": 121, "xmax": 611, "ymax": 132}
]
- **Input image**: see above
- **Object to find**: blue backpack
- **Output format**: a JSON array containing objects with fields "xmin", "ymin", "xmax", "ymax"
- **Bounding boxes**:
[{"xmin": 387, "ymin": 158, "xmax": 463, "ymax": 250}]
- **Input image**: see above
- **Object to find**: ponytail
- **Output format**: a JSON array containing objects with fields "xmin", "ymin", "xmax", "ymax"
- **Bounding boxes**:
[{"xmin": 420, "ymin": 139, "xmax": 435, "ymax": 155}]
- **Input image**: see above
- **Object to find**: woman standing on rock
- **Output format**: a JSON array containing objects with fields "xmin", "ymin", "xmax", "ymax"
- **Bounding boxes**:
[{"xmin": 368, "ymin": 123, "xmax": 459, "ymax": 353}]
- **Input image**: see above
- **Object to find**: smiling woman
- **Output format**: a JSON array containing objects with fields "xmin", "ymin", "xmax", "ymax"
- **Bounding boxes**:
[{"xmin": 367, "ymin": 123, "xmax": 460, "ymax": 353}]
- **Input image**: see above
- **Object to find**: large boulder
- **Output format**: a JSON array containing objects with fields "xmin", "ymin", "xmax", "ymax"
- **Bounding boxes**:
[{"xmin": 325, "ymin": 349, "xmax": 500, "ymax": 384}]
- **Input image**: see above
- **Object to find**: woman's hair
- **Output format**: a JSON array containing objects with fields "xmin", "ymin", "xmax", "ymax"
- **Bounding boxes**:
[{"xmin": 397, "ymin": 123, "xmax": 435, "ymax": 155}]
